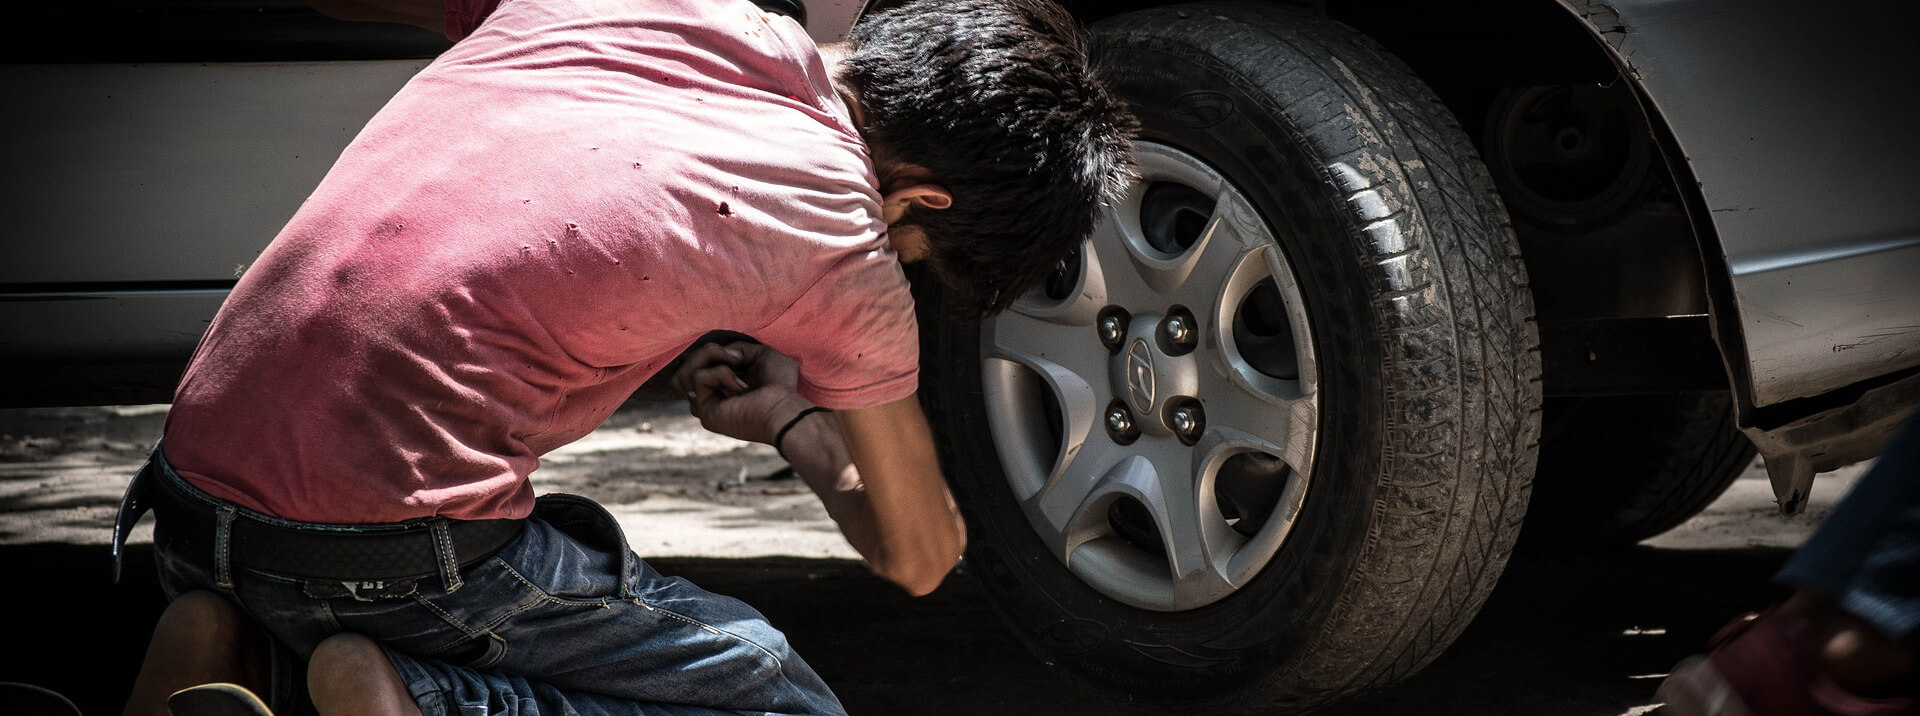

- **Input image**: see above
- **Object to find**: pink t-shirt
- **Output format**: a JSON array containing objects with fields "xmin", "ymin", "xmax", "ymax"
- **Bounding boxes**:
[{"xmin": 163, "ymin": 0, "xmax": 919, "ymax": 524}]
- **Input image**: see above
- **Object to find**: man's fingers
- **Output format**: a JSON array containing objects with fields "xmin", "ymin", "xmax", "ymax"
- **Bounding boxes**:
[
  {"xmin": 691, "ymin": 367, "xmax": 727, "ymax": 403},
  {"xmin": 695, "ymin": 364, "xmax": 744, "ymax": 393},
  {"xmin": 692, "ymin": 365, "xmax": 750, "ymax": 401},
  {"xmin": 724, "ymin": 341, "xmax": 763, "ymax": 363},
  {"xmin": 689, "ymin": 343, "xmax": 744, "ymax": 370},
  {"xmin": 674, "ymin": 343, "xmax": 747, "ymax": 395}
]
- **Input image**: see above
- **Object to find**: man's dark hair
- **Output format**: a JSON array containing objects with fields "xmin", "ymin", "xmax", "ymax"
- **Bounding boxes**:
[{"xmin": 844, "ymin": 0, "xmax": 1137, "ymax": 317}]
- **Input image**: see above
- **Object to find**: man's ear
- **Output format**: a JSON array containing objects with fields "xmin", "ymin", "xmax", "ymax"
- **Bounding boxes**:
[
  {"xmin": 881, "ymin": 184, "xmax": 953, "ymax": 224},
  {"xmin": 878, "ymin": 162, "xmax": 952, "ymax": 224}
]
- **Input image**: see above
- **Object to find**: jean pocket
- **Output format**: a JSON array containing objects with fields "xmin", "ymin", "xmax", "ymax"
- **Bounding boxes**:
[
  {"xmin": 532, "ymin": 494, "xmax": 626, "ymax": 552},
  {"xmin": 424, "ymin": 630, "xmax": 509, "ymax": 671},
  {"xmin": 455, "ymin": 514, "xmax": 622, "ymax": 606},
  {"xmin": 530, "ymin": 493, "xmax": 640, "ymax": 598}
]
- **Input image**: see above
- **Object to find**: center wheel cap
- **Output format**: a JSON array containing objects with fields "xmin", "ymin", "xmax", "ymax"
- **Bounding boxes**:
[
  {"xmin": 1110, "ymin": 314, "xmax": 1198, "ymax": 436},
  {"xmin": 1125, "ymin": 338, "xmax": 1156, "ymax": 413}
]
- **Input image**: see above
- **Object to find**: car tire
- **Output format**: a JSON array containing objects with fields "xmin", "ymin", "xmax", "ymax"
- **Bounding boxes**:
[
  {"xmin": 1522, "ymin": 392, "xmax": 1756, "ymax": 548},
  {"xmin": 914, "ymin": 3, "xmax": 1541, "ymax": 711}
]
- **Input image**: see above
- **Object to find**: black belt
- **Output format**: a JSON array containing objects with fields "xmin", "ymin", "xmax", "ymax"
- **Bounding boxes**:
[{"xmin": 147, "ymin": 462, "xmax": 524, "ymax": 583}]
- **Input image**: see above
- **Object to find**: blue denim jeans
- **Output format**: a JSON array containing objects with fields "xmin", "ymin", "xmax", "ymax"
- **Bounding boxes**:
[
  {"xmin": 129, "ymin": 451, "xmax": 848, "ymax": 716},
  {"xmin": 1776, "ymin": 405, "xmax": 1920, "ymax": 647}
]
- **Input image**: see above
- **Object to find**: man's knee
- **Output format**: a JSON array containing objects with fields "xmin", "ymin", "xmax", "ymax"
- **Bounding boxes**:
[
  {"xmin": 309, "ymin": 634, "xmax": 421, "ymax": 716},
  {"xmin": 156, "ymin": 590, "xmax": 250, "ymax": 641},
  {"xmin": 309, "ymin": 633, "xmax": 384, "ymax": 670}
]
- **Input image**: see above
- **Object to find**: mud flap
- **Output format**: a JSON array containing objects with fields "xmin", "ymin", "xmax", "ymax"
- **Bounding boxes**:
[{"xmin": 1761, "ymin": 452, "xmax": 1816, "ymax": 516}]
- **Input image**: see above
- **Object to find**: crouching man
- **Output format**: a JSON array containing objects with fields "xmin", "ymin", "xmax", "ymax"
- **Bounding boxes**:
[{"xmin": 117, "ymin": 0, "xmax": 1135, "ymax": 713}]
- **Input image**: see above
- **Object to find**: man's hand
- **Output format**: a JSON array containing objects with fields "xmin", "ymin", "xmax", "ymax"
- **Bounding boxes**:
[
  {"xmin": 670, "ymin": 341, "xmax": 965, "ymax": 596},
  {"xmin": 669, "ymin": 342, "xmax": 810, "ymax": 447}
]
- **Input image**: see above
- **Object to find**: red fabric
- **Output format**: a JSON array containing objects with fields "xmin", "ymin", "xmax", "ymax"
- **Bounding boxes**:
[
  {"xmin": 441, "ymin": 0, "xmax": 503, "ymax": 41},
  {"xmin": 164, "ymin": 0, "xmax": 918, "ymax": 524},
  {"xmin": 1689, "ymin": 609, "xmax": 1916, "ymax": 716}
]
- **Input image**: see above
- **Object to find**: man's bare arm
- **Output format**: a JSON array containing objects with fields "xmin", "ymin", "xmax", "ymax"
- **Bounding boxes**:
[
  {"xmin": 766, "ymin": 407, "xmax": 879, "ymax": 563},
  {"xmin": 672, "ymin": 343, "xmax": 967, "ymax": 596},
  {"xmin": 779, "ymin": 396, "xmax": 966, "ymax": 596}
]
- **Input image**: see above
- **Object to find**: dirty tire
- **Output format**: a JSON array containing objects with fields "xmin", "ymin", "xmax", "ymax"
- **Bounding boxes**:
[
  {"xmin": 915, "ymin": 3, "xmax": 1541, "ymax": 713},
  {"xmin": 1523, "ymin": 392, "xmax": 1756, "ymax": 549}
]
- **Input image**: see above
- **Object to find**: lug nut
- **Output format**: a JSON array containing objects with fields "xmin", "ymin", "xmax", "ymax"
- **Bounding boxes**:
[
  {"xmin": 1165, "ymin": 315, "xmax": 1193, "ymax": 345},
  {"xmin": 1168, "ymin": 401, "xmax": 1204, "ymax": 445},
  {"xmin": 1160, "ymin": 306, "xmax": 1198, "ymax": 356},
  {"xmin": 1104, "ymin": 400, "xmax": 1140, "ymax": 445},
  {"xmin": 1170, "ymin": 407, "xmax": 1198, "ymax": 435},
  {"xmin": 1097, "ymin": 306, "xmax": 1132, "ymax": 353}
]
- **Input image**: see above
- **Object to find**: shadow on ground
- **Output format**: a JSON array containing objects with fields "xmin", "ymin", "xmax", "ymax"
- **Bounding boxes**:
[{"xmin": 1, "ymin": 539, "xmax": 1790, "ymax": 715}]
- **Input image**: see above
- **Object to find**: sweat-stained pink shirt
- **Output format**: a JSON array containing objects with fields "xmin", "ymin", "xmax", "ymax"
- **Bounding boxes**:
[{"xmin": 162, "ymin": 0, "xmax": 920, "ymax": 524}]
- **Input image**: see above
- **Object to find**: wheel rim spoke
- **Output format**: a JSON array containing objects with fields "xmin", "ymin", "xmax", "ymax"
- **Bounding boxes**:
[
  {"xmin": 1022, "ymin": 439, "xmax": 1130, "ymax": 562},
  {"xmin": 1010, "ymin": 233, "xmax": 1115, "ymax": 325},
  {"xmin": 1199, "ymin": 368, "xmax": 1318, "ymax": 475},
  {"xmin": 985, "ymin": 305, "xmax": 1112, "ymax": 394},
  {"xmin": 1147, "ymin": 445, "xmax": 1242, "ymax": 607},
  {"xmin": 1165, "ymin": 193, "xmax": 1269, "ymax": 311},
  {"xmin": 981, "ymin": 352, "xmax": 1103, "ymax": 502},
  {"xmin": 1085, "ymin": 213, "xmax": 1155, "ymax": 304}
]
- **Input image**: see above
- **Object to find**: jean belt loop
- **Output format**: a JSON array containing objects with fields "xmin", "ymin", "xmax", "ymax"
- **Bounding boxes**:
[
  {"xmin": 431, "ymin": 518, "xmax": 464, "ymax": 592},
  {"xmin": 213, "ymin": 505, "xmax": 238, "ymax": 589}
]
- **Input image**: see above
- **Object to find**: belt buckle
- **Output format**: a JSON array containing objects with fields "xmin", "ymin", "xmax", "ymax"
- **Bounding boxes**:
[{"xmin": 303, "ymin": 579, "xmax": 419, "ymax": 602}]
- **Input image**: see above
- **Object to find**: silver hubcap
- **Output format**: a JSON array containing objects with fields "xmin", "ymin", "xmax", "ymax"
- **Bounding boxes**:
[{"xmin": 980, "ymin": 143, "xmax": 1321, "ymax": 611}]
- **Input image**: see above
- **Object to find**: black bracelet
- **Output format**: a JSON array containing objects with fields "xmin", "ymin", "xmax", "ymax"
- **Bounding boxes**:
[{"xmin": 774, "ymin": 406, "xmax": 832, "ymax": 460}]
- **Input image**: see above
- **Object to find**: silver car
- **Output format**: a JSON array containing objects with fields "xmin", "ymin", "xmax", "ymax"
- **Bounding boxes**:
[{"xmin": 4, "ymin": 0, "xmax": 1916, "ymax": 711}]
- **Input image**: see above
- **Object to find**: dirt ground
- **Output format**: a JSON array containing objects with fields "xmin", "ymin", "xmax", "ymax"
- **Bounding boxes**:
[
  {"xmin": 0, "ymin": 402, "xmax": 851, "ymax": 558},
  {"xmin": 0, "ymin": 401, "xmax": 1867, "ymax": 715}
]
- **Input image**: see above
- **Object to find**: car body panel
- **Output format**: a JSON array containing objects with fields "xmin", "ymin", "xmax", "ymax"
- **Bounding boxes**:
[
  {"xmin": 1736, "ymin": 244, "xmax": 1920, "ymax": 403},
  {"xmin": 0, "ymin": 61, "xmax": 428, "ymax": 286},
  {"xmin": 0, "ymin": 60, "xmax": 426, "ymax": 378},
  {"xmin": 804, "ymin": 0, "xmax": 869, "ymax": 43},
  {"xmin": 1, "ymin": 290, "xmax": 230, "ymax": 363},
  {"xmin": 1556, "ymin": 0, "xmax": 1920, "ymax": 407}
]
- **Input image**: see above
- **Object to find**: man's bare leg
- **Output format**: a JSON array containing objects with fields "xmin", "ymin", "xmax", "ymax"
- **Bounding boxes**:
[
  {"xmin": 123, "ymin": 590, "xmax": 267, "ymax": 716},
  {"xmin": 307, "ymin": 633, "xmax": 421, "ymax": 716}
]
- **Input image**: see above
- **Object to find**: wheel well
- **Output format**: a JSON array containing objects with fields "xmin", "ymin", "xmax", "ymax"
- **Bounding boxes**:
[{"xmin": 1066, "ymin": 0, "xmax": 1733, "ymax": 397}]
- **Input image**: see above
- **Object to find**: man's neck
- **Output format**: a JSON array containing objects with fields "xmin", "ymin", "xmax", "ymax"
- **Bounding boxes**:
[{"xmin": 816, "ymin": 41, "xmax": 867, "ymax": 130}]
